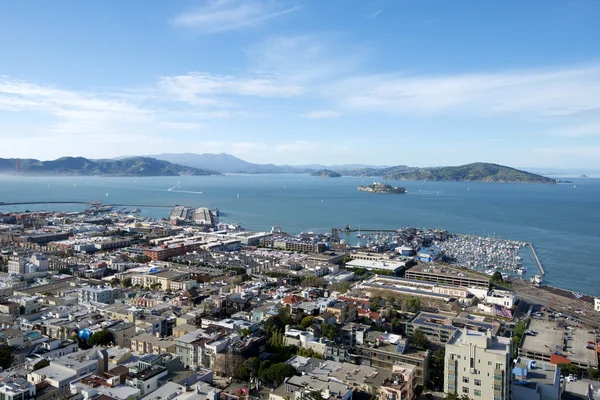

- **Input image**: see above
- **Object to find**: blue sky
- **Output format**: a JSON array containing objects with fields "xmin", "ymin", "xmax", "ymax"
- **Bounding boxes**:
[{"xmin": 0, "ymin": 0, "xmax": 599, "ymax": 168}]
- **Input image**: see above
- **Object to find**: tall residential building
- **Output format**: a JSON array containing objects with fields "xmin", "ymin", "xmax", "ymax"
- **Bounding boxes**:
[
  {"xmin": 445, "ymin": 328, "xmax": 512, "ymax": 400},
  {"xmin": 78, "ymin": 286, "xmax": 115, "ymax": 305}
]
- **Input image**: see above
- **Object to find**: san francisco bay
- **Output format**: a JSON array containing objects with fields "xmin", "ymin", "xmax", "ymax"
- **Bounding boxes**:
[{"xmin": 1, "ymin": 174, "xmax": 598, "ymax": 296}]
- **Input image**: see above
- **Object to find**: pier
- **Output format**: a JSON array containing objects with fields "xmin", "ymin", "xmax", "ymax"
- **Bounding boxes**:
[
  {"xmin": 527, "ymin": 242, "xmax": 545, "ymax": 275},
  {"xmin": 0, "ymin": 201, "xmax": 180, "ymax": 209}
]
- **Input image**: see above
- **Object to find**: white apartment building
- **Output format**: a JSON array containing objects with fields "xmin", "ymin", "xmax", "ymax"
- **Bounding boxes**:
[
  {"xmin": 78, "ymin": 286, "xmax": 115, "ymax": 305},
  {"xmin": 445, "ymin": 328, "xmax": 512, "ymax": 400},
  {"xmin": 0, "ymin": 377, "xmax": 36, "ymax": 400}
]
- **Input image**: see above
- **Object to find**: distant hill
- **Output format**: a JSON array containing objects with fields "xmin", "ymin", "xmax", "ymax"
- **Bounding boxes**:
[
  {"xmin": 151, "ymin": 153, "xmax": 389, "ymax": 174},
  {"xmin": 0, "ymin": 157, "xmax": 216, "ymax": 176},
  {"xmin": 150, "ymin": 153, "xmax": 288, "ymax": 174},
  {"xmin": 29, "ymin": 152, "xmax": 553, "ymax": 184},
  {"xmin": 375, "ymin": 163, "xmax": 556, "ymax": 183},
  {"xmin": 311, "ymin": 169, "xmax": 341, "ymax": 178}
]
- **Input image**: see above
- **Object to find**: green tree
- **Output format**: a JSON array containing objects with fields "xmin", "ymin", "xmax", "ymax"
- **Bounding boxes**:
[
  {"xmin": 321, "ymin": 323, "xmax": 339, "ymax": 341},
  {"xmin": 491, "ymin": 271, "xmax": 503, "ymax": 284},
  {"xmin": 301, "ymin": 276, "xmax": 325, "ymax": 288},
  {"xmin": 410, "ymin": 328, "xmax": 430, "ymax": 350},
  {"xmin": 329, "ymin": 281, "xmax": 351, "ymax": 294},
  {"xmin": 264, "ymin": 316, "xmax": 283, "ymax": 334},
  {"xmin": 301, "ymin": 316, "xmax": 314, "ymax": 329},
  {"xmin": 110, "ymin": 277, "xmax": 121, "ymax": 287},
  {"xmin": 443, "ymin": 394, "xmax": 472, "ymax": 400},
  {"xmin": 0, "ymin": 346, "xmax": 14, "ymax": 370},
  {"xmin": 512, "ymin": 320, "xmax": 527, "ymax": 357},
  {"xmin": 32, "ymin": 359, "xmax": 50, "ymax": 371},
  {"xmin": 304, "ymin": 391, "xmax": 325, "ymax": 400},
  {"xmin": 429, "ymin": 348, "xmax": 445, "ymax": 389},
  {"xmin": 121, "ymin": 277, "xmax": 132, "ymax": 288},
  {"xmin": 278, "ymin": 307, "xmax": 293, "ymax": 326},
  {"xmin": 87, "ymin": 329, "xmax": 115, "ymax": 347},
  {"xmin": 407, "ymin": 297, "xmax": 421, "ymax": 313},
  {"xmin": 587, "ymin": 367, "xmax": 600, "ymax": 380},
  {"xmin": 240, "ymin": 328, "xmax": 251, "ymax": 338},
  {"xmin": 259, "ymin": 362, "xmax": 296, "ymax": 387},
  {"xmin": 558, "ymin": 363, "xmax": 580, "ymax": 377},
  {"xmin": 235, "ymin": 357, "xmax": 259, "ymax": 382}
]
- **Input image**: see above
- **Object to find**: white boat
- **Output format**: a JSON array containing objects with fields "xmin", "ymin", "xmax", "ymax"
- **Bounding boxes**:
[{"xmin": 530, "ymin": 275, "xmax": 542, "ymax": 285}]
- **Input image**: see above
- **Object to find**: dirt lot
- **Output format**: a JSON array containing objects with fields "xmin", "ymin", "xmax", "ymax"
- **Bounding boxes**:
[{"xmin": 512, "ymin": 279, "xmax": 600, "ymax": 328}]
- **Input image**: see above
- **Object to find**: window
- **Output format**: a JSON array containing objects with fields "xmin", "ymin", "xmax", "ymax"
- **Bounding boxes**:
[
  {"xmin": 470, "ymin": 358, "xmax": 474, "ymax": 368},
  {"xmin": 474, "ymin": 389, "xmax": 481, "ymax": 396},
  {"xmin": 488, "ymin": 361, "xmax": 492, "ymax": 366},
  {"xmin": 462, "ymin": 377, "xmax": 469, "ymax": 383},
  {"xmin": 462, "ymin": 387, "xmax": 469, "ymax": 394},
  {"xmin": 474, "ymin": 379, "xmax": 481, "ymax": 386}
]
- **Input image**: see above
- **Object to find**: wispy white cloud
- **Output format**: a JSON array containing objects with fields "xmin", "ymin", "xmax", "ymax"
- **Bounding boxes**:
[
  {"xmin": 544, "ymin": 122, "xmax": 600, "ymax": 138},
  {"xmin": 247, "ymin": 34, "xmax": 365, "ymax": 82},
  {"xmin": 301, "ymin": 110, "xmax": 340, "ymax": 119},
  {"xmin": 367, "ymin": 10, "xmax": 382, "ymax": 19},
  {"xmin": 158, "ymin": 72, "xmax": 303, "ymax": 103},
  {"xmin": 534, "ymin": 146, "xmax": 600, "ymax": 158},
  {"xmin": 171, "ymin": 0, "xmax": 301, "ymax": 33},
  {"xmin": 328, "ymin": 65, "xmax": 600, "ymax": 117}
]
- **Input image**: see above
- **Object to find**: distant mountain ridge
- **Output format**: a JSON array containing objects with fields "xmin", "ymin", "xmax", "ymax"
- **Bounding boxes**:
[
  {"xmin": 343, "ymin": 162, "xmax": 556, "ymax": 183},
  {"xmin": 151, "ymin": 153, "xmax": 389, "ymax": 174},
  {"xmin": 0, "ymin": 156, "xmax": 216, "ymax": 176},
  {"xmin": 150, "ymin": 153, "xmax": 555, "ymax": 183},
  {"xmin": 2, "ymin": 153, "xmax": 554, "ymax": 183}
]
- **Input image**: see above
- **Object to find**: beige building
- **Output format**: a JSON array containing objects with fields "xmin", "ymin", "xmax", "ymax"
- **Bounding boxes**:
[
  {"xmin": 130, "ymin": 333, "xmax": 176, "ymax": 354},
  {"xmin": 379, "ymin": 363, "xmax": 418, "ymax": 400},
  {"xmin": 445, "ymin": 329, "xmax": 512, "ymax": 400},
  {"xmin": 131, "ymin": 270, "xmax": 195, "ymax": 291}
]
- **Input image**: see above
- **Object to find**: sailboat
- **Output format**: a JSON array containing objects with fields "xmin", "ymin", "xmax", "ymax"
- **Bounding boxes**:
[{"xmin": 237, "ymin": 193, "xmax": 240, "ymax": 198}]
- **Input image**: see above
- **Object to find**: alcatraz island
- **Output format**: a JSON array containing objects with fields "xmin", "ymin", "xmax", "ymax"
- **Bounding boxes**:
[{"xmin": 358, "ymin": 181, "xmax": 407, "ymax": 194}]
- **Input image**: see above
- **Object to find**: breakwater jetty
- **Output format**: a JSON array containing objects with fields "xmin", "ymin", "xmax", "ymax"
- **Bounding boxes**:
[
  {"xmin": 527, "ymin": 242, "xmax": 545, "ymax": 275},
  {"xmin": 0, "ymin": 201, "xmax": 179, "ymax": 209}
]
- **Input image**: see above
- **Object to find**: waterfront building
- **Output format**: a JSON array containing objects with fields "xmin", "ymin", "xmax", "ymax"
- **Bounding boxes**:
[
  {"xmin": 345, "ymin": 259, "xmax": 406, "ymax": 276},
  {"xmin": 444, "ymin": 329, "xmax": 512, "ymax": 400},
  {"xmin": 357, "ymin": 275, "xmax": 470, "ymax": 303},
  {"xmin": 405, "ymin": 264, "xmax": 490, "ymax": 288}
]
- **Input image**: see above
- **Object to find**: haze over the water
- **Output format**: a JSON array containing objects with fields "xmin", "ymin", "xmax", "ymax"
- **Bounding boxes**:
[{"xmin": 0, "ymin": 1, "xmax": 599, "ymax": 168}]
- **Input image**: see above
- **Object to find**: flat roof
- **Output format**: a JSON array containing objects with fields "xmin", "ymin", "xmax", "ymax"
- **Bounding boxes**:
[
  {"xmin": 407, "ymin": 264, "xmax": 490, "ymax": 281},
  {"xmin": 346, "ymin": 259, "xmax": 405, "ymax": 271},
  {"xmin": 513, "ymin": 356, "xmax": 558, "ymax": 386},
  {"xmin": 521, "ymin": 319, "xmax": 564, "ymax": 356},
  {"xmin": 360, "ymin": 283, "xmax": 450, "ymax": 299},
  {"xmin": 520, "ymin": 319, "xmax": 597, "ymax": 367}
]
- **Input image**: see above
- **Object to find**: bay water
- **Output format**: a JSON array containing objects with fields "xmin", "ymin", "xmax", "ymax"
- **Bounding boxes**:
[{"xmin": 1, "ymin": 174, "xmax": 598, "ymax": 296}]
